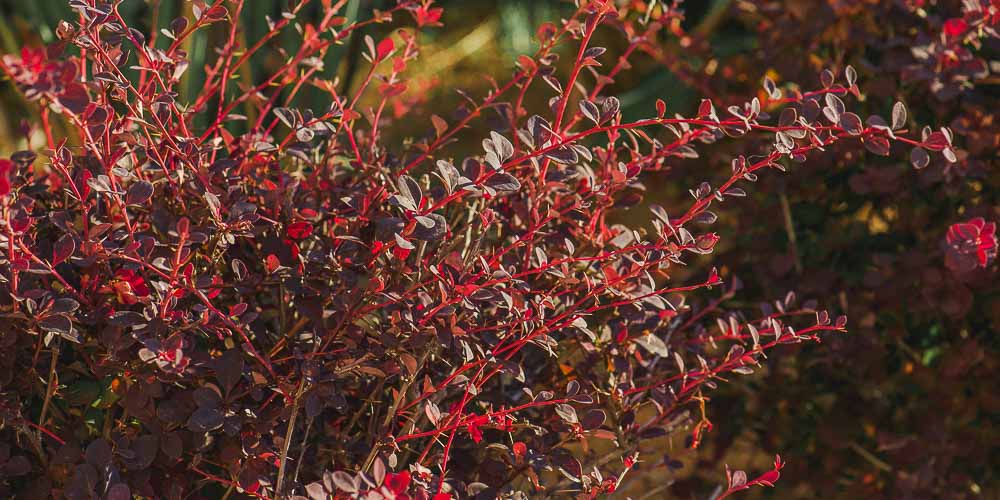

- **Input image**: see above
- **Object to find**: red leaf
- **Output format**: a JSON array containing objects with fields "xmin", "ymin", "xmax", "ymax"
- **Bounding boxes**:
[
  {"xmin": 923, "ymin": 131, "xmax": 949, "ymax": 151},
  {"xmin": 697, "ymin": 99, "xmax": 714, "ymax": 118},
  {"xmin": 384, "ymin": 471, "xmax": 411, "ymax": 494},
  {"xmin": 379, "ymin": 82, "xmax": 407, "ymax": 97},
  {"xmin": 342, "ymin": 109, "xmax": 361, "ymax": 121},
  {"xmin": 392, "ymin": 246, "xmax": 412, "ymax": 260},
  {"xmin": 536, "ymin": 22, "xmax": 557, "ymax": 43},
  {"xmin": 286, "ymin": 221, "xmax": 313, "ymax": 240},
  {"xmin": 118, "ymin": 269, "xmax": 150, "ymax": 297},
  {"xmin": 0, "ymin": 159, "xmax": 12, "ymax": 196},
  {"xmin": 77, "ymin": 169, "xmax": 92, "ymax": 199},
  {"xmin": 414, "ymin": 6, "xmax": 443, "ymax": 27},
  {"xmin": 377, "ymin": 37, "xmax": 395, "ymax": 60},
  {"xmin": 393, "ymin": 57, "xmax": 407, "ymax": 73},
  {"xmin": 265, "ymin": 254, "xmax": 280, "ymax": 273},
  {"xmin": 517, "ymin": 55, "xmax": 536, "ymax": 71},
  {"xmin": 757, "ymin": 469, "xmax": 780, "ymax": 486},
  {"xmin": 943, "ymin": 18, "xmax": 968, "ymax": 38},
  {"xmin": 206, "ymin": 276, "xmax": 223, "ymax": 299},
  {"xmin": 466, "ymin": 422, "xmax": 483, "ymax": 443}
]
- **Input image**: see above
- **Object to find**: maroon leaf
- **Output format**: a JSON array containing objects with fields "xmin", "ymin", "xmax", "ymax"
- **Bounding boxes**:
[
  {"xmin": 126, "ymin": 180, "xmax": 154, "ymax": 205},
  {"xmin": 839, "ymin": 112, "xmax": 863, "ymax": 135},
  {"xmin": 862, "ymin": 135, "xmax": 890, "ymax": 156},
  {"xmin": 204, "ymin": 5, "xmax": 229, "ymax": 21},
  {"xmin": 106, "ymin": 483, "xmax": 131, "ymax": 500},
  {"xmin": 58, "ymin": 83, "xmax": 89, "ymax": 115},
  {"xmin": 52, "ymin": 234, "xmax": 75, "ymax": 266},
  {"xmin": 910, "ymin": 147, "xmax": 930, "ymax": 169}
]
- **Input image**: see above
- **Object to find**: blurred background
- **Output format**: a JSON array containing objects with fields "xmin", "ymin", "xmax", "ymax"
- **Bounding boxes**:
[{"xmin": 1, "ymin": 0, "xmax": 997, "ymax": 498}]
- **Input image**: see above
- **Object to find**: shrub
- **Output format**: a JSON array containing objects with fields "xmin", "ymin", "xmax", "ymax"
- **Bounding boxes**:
[
  {"xmin": 0, "ymin": 0, "xmax": 954, "ymax": 498},
  {"xmin": 669, "ymin": 1, "xmax": 998, "ymax": 497}
]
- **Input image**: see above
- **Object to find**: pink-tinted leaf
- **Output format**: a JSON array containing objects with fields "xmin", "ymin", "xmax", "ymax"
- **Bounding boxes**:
[{"xmin": 52, "ymin": 234, "xmax": 75, "ymax": 266}]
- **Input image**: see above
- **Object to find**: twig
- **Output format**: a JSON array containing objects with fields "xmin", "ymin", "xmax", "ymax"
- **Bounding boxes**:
[
  {"xmin": 848, "ymin": 441, "xmax": 893, "ymax": 472},
  {"xmin": 275, "ymin": 374, "xmax": 308, "ymax": 497},
  {"xmin": 362, "ymin": 348, "xmax": 432, "ymax": 472},
  {"xmin": 638, "ymin": 481, "xmax": 674, "ymax": 499},
  {"xmin": 291, "ymin": 417, "xmax": 314, "ymax": 486},
  {"xmin": 779, "ymin": 191, "xmax": 803, "ymax": 274},
  {"xmin": 37, "ymin": 338, "xmax": 60, "ymax": 449}
]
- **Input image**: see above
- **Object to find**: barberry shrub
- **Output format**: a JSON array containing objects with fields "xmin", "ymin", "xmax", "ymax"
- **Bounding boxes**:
[
  {"xmin": 0, "ymin": 1, "xmax": 954, "ymax": 498},
  {"xmin": 679, "ymin": 1, "xmax": 999, "ymax": 496}
]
